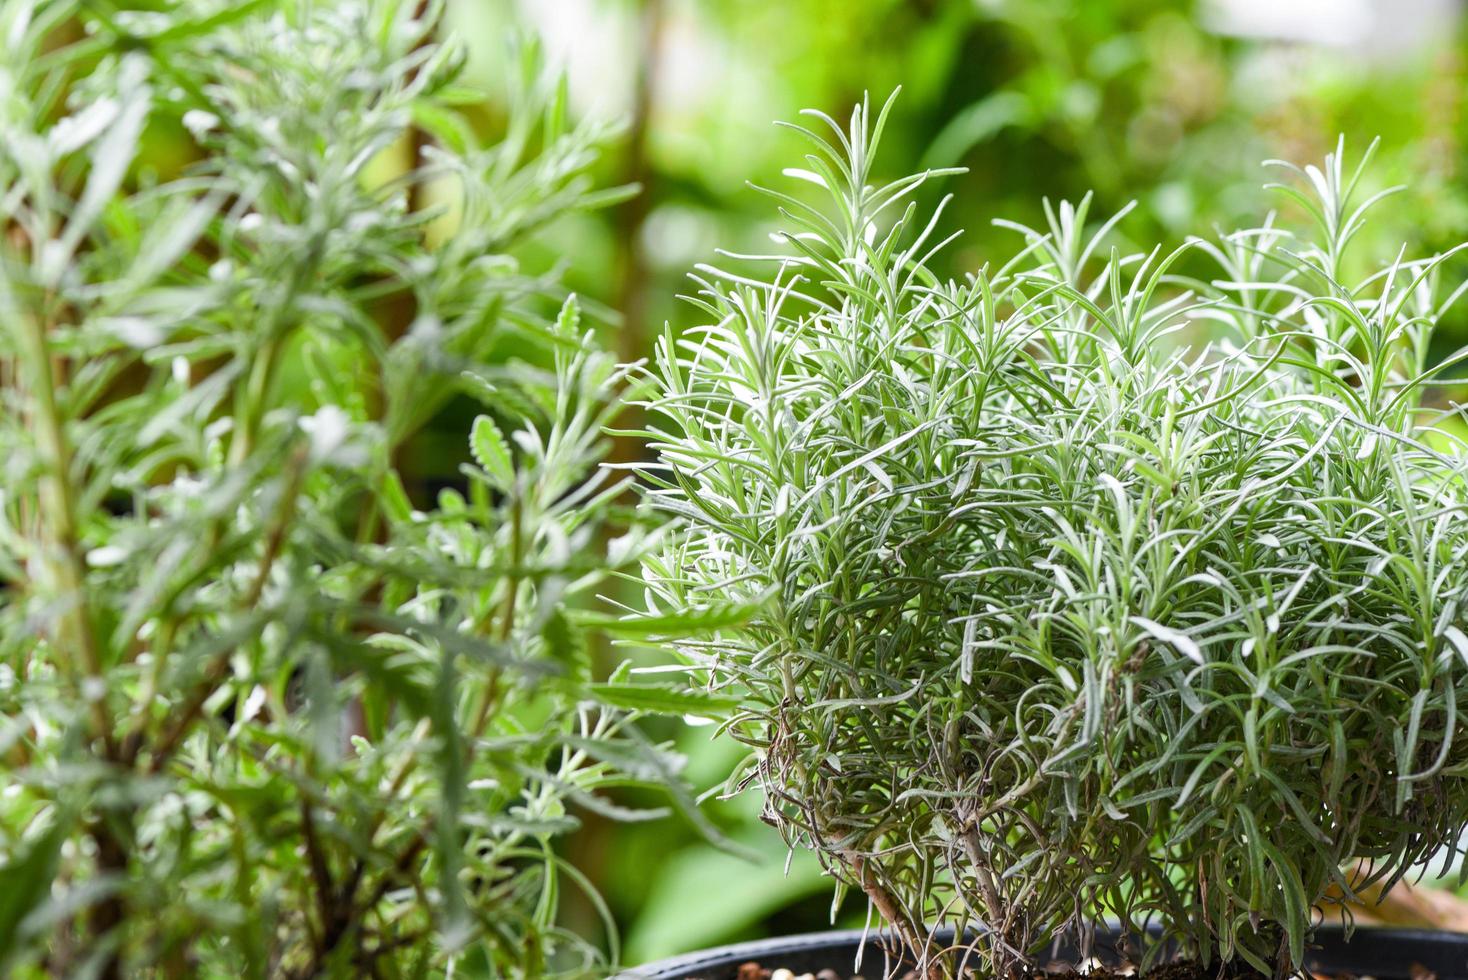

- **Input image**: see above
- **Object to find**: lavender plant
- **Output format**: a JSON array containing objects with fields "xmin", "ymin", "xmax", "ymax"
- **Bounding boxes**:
[
  {"xmin": 0, "ymin": 1, "xmax": 698, "ymax": 976},
  {"xmin": 636, "ymin": 94, "xmax": 1468, "ymax": 976}
]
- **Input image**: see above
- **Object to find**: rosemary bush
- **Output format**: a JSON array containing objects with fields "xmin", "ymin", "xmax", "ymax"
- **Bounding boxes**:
[
  {"xmin": 638, "ymin": 94, "xmax": 1468, "ymax": 975},
  {"xmin": 0, "ymin": 1, "xmax": 688, "ymax": 976}
]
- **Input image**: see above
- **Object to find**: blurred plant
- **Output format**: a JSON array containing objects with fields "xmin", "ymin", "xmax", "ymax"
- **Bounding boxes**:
[
  {"xmin": 636, "ymin": 95, "xmax": 1468, "ymax": 976},
  {"xmin": 0, "ymin": 0, "xmax": 703, "ymax": 976}
]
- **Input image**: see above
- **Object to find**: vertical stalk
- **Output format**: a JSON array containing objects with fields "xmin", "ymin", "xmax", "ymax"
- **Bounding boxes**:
[
  {"xmin": 228, "ymin": 333, "xmax": 285, "ymax": 468},
  {"xmin": 607, "ymin": 0, "xmax": 665, "ymax": 472},
  {"xmin": 843, "ymin": 851, "xmax": 950, "ymax": 980},
  {"xmin": 228, "ymin": 233, "xmax": 320, "ymax": 469},
  {"xmin": 15, "ymin": 306, "xmax": 109, "ymax": 743},
  {"xmin": 16, "ymin": 302, "xmax": 129, "ymax": 980}
]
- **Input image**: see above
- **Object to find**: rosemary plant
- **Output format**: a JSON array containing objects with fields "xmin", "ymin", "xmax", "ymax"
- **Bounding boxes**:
[
  {"xmin": 638, "ymin": 94, "xmax": 1468, "ymax": 976},
  {"xmin": 0, "ymin": 1, "xmax": 690, "ymax": 976}
]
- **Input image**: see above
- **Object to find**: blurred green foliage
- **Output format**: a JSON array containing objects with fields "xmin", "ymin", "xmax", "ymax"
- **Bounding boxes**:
[
  {"xmin": 446, "ymin": 0, "xmax": 1468, "ymax": 388},
  {"xmin": 0, "ymin": 1, "xmax": 693, "ymax": 975}
]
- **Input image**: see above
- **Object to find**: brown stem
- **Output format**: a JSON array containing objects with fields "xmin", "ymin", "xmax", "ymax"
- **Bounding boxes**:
[
  {"xmin": 843, "ymin": 851, "xmax": 947, "ymax": 980},
  {"xmin": 327, "ymin": 629, "xmax": 507, "ymax": 967},
  {"xmin": 405, "ymin": 0, "xmax": 433, "ymax": 221},
  {"xmin": 374, "ymin": 0, "xmax": 433, "ymax": 350},
  {"xmin": 309, "ymin": 397, "xmax": 520, "ymax": 969},
  {"xmin": 146, "ymin": 446, "xmax": 309, "ymax": 772},
  {"xmin": 328, "ymin": 717, "xmax": 431, "ymax": 941},
  {"xmin": 297, "ymin": 797, "xmax": 359, "ymax": 979},
  {"xmin": 354, "ymin": 832, "xmax": 429, "ymax": 927},
  {"xmin": 89, "ymin": 818, "xmax": 131, "ymax": 980},
  {"xmin": 960, "ymin": 826, "xmax": 1033, "ymax": 974},
  {"xmin": 607, "ymin": 0, "xmax": 665, "ymax": 472}
]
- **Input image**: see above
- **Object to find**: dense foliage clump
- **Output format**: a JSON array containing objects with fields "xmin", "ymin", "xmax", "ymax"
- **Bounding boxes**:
[
  {"xmin": 639, "ymin": 95, "xmax": 1468, "ymax": 975},
  {"xmin": 0, "ymin": 1, "xmax": 690, "ymax": 976}
]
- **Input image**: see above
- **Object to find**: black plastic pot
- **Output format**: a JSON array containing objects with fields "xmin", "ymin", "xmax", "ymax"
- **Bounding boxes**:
[{"xmin": 621, "ymin": 925, "xmax": 1468, "ymax": 979}]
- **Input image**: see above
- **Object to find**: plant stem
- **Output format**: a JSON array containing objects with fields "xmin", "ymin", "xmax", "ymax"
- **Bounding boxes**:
[
  {"xmin": 843, "ymin": 851, "xmax": 949, "ymax": 980},
  {"xmin": 228, "ymin": 232, "xmax": 321, "ymax": 468},
  {"xmin": 229, "ymin": 332, "xmax": 285, "ymax": 468},
  {"xmin": 327, "ymin": 492, "xmax": 524, "ymax": 967},
  {"xmin": 14, "ymin": 304, "xmax": 111, "ymax": 746}
]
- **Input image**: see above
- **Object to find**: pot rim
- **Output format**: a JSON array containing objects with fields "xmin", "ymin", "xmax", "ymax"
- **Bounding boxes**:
[{"xmin": 618, "ymin": 924, "xmax": 1468, "ymax": 980}]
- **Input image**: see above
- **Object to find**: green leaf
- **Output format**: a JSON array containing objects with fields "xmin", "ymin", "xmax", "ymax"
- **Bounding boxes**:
[
  {"xmin": 411, "ymin": 101, "xmax": 473, "ymax": 156},
  {"xmin": 554, "ymin": 294, "xmax": 581, "ymax": 339},
  {"xmin": 623, "ymin": 835, "xmax": 828, "ymax": 963},
  {"xmin": 541, "ymin": 607, "xmax": 585, "ymax": 676},
  {"xmin": 432, "ymin": 649, "xmax": 470, "ymax": 948},
  {"xmin": 50, "ymin": 76, "xmax": 149, "ymax": 281},
  {"xmin": 469, "ymin": 415, "xmax": 515, "ymax": 491},
  {"xmin": 1260, "ymin": 838, "xmax": 1309, "ymax": 967},
  {"xmin": 379, "ymin": 468, "xmax": 413, "ymax": 523},
  {"xmin": 310, "ymin": 627, "xmax": 434, "ymax": 718},
  {"xmin": 0, "ymin": 808, "xmax": 74, "ymax": 966},
  {"xmin": 588, "ymin": 683, "xmax": 742, "ymax": 717},
  {"xmin": 146, "ymin": 0, "xmax": 275, "ymax": 43},
  {"xmin": 573, "ymin": 599, "xmax": 763, "ymax": 637}
]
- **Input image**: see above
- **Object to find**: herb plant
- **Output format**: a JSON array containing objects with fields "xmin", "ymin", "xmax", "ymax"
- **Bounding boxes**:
[
  {"xmin": 0, "ymin": 1, "xmax": 688, "ymax": 976},
  {"xmin": 637, "ymin": 94, "xmax": 1468, "ymax": 976}
]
